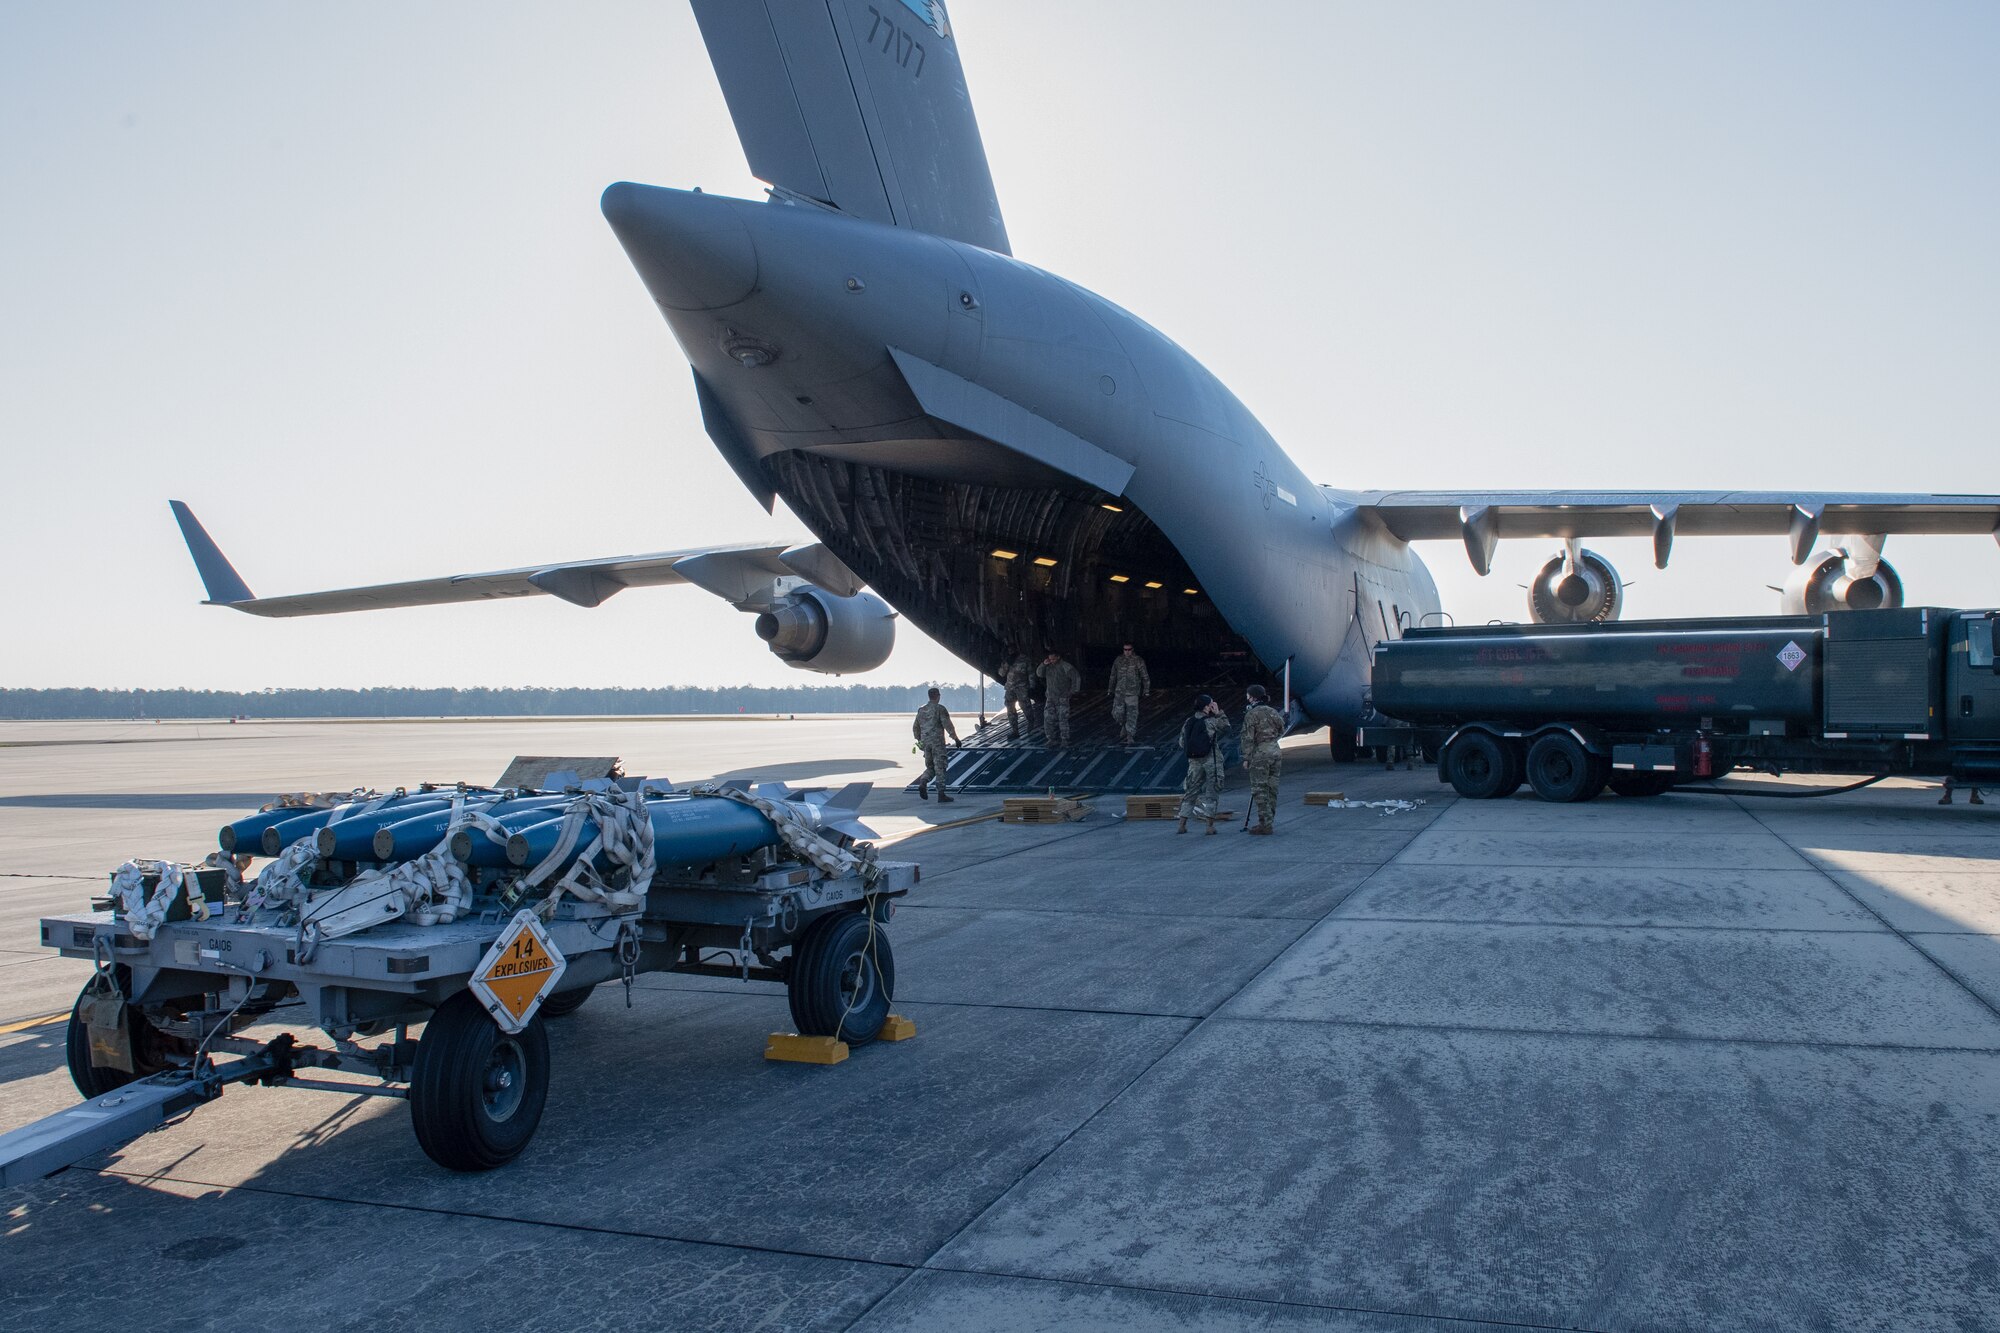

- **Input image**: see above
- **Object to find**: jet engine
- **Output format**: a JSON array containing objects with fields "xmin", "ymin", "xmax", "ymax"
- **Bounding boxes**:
[
  {"xmin": 1528, "ymin": 547, "xmax": 1623, "ymax": 624},
  {"xmin": 753, "ymin": 586, "xmax": 896, "ymax": 675},
  {"xmin": 1781, "ymin": 544, "xmax": 1903, "ymax": 615}
]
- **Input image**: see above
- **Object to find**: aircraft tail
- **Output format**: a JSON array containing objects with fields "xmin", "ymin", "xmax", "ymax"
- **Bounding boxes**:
[{"xmin": 690, "ymin": 0, "xmax": 1010, "ymax": 255}]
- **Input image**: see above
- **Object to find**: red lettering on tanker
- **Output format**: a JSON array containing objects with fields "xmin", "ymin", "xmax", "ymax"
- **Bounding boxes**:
[
  {"xmin": 1654, "ymin": 694, "xmax": 1719, "ymax": 711},
  {"xmin": 1658, "ymin": 640, "xmax": 1757, "ymax": 680}
]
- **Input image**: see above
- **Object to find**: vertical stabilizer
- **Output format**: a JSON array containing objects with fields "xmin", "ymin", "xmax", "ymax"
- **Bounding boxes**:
[{"xmin": 690, "ymin": 0, "xmax": 1010, "ymax": 255}]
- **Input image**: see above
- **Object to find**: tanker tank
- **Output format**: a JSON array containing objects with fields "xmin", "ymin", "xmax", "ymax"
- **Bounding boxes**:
[{"xmin": 1372, "ymin": 618, "xmax": 1826, "ymax": 729}]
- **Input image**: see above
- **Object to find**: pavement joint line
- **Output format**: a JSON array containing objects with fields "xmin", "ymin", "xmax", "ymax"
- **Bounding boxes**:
[
  {"xmin": 893, "ymin": 1262, "xmax": 1606, "ymax": 1333},
  {"xmin": 1735, "ymin": 795, "xmax": 2000, "ymax": 1032},
  {"xmin": 893, "ymin": 817, "xmax": 1125, "ymax": 882},
  {"xmin": 86, "ymin": 1167, "xmax": 1594, "ymax": 1333},
  {"xmin": 91, "ymin": 1165, "xmax": 928, "ymax": 1273},
  {"xmin": 891, "ymin": 900, "xmax": 1339, "ymax": 922},
  {"xmin": 1314, "ymin": 914, "xmax": 1893, "ymax": 936},
  {"xmin": 1202, "ymin": 1010, "xmax": 2000, "ymax": 1057},
  {"xmin": 873, "ymin": 798, "xmax": 1404, "ymax": 1320},
  {"xmin": 627, "ymin": 983, "xmax": 1212, "ymax": 1023}
]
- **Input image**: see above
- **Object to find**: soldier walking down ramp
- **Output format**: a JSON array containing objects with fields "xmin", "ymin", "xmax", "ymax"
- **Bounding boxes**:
[
  {"xmin": 1038, "ymin": 651, "xmax": 1081, "ymax": 748},
  {"xmin": 1176, "ymin": 693, "xmax": 1230, "ymax": 834},
  {"xmin": 1106, "ymin": 642, "xmax": 1152, "ymax": 744},
  {"xmin": 1240, "ymin": 683, "xmax": 1286, "ymax": 834},
  {"xmin": 913, "ymin": 687, "xmax": 961, "ymax": 802},
  {"xmin": 997, "ymin": 647, "xmax": 1035, "ymax": 740}
]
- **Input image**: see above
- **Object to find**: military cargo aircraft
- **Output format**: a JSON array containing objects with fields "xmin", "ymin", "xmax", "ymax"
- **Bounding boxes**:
[{"xmin": 173, "ymin": 0, "xmax": 2000, "ymax": 734}]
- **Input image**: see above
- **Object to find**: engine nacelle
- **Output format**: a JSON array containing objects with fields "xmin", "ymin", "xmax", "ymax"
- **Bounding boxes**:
[
  {"xmin": 1781, "ymin": 547, "xmax": 1904, "ymax": 615},
  {"xmin": 1528, "ymin": 548, "xmax": 1622, "ymax": 624},
  {"xmin": 753, "ymin": 586, "xmax": 895, "ymax": 675}
]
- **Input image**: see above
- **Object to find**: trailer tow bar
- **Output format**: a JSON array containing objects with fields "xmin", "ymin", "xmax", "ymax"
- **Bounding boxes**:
[{"xmin": 0, "ymin": 1031, "xmax": 352, "ymax": 1189}]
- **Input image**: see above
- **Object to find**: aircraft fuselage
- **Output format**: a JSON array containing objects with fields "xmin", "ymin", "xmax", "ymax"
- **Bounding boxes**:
[{"xmin": 604, "ymin": 182, "xmax": 1440, "ymax": 726}]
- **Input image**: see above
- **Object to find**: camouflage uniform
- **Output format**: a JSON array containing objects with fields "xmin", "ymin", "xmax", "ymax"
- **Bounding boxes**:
[
  {"xmin": 1106, "ymin": 650, "xmax": 1152, "ymax": 744},
  {"xmin": 1177, "ymin": 709, "xmax": 1231, "ymax": 824},
  {"xmin": 1038, "ymin": 656, "xmax": 1081, "ymax": 746},
  {"xmin": 912, "ymin": 699, "xmax": 959, "ymax": 794},
  {"xmin": 1239, "ymin": 701, "xmax": 1286, "ymax": 828},
  {"xmin": 999, "ymin": 654, "xmax": 1035, "ymax": 737}
]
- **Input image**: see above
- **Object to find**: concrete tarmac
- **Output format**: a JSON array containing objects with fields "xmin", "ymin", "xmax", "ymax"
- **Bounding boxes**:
[{"xmin": 4, "ymin": 718, "xmax": 2000, "ymax": 1330}]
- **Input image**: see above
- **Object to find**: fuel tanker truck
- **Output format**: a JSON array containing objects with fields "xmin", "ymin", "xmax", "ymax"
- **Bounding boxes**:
[
  {"xmin": 1, "ymin": 771, "xmax": 916, "ymax": 1184},
  {"xmin": 1365, "ymin": 607, "xmax": 2000, "ymax": 803}
]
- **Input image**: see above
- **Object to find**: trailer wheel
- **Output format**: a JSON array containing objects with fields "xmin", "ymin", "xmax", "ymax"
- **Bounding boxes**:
[
  {"xmin": 1608, "ymin": 772, "xmax": 1676, "ymax": 798},
  {"xmin": 537, "ymin": 984, "xmax": 595, "ymax": 1019},
  {"xmin": 64, "ymin": 974, "xmax": 181, "ymax": 1099},
  {"xmin": 1444, "ymin": 732, "xmax": 1518, "ymax": 800},
  {"xmin": 410, "ymin": 989, "xmax": 550, "ymax": 1172},
  {"xmin": 1526, "ymin": 733, "xmax": 1603, "ymax": 803},
  {"xmin": 787, "ymin": 910, "xmax": 896, "ymax": 1047}
]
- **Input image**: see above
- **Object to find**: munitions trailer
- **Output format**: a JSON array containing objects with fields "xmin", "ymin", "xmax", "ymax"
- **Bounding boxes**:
[{"xmin": 0, "ymin": 777, "xmax": 914, "ymax": 1184}]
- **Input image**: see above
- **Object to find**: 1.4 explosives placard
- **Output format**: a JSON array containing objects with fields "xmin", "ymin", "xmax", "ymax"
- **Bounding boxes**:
[{"xmin": 469, "ymin": 910, "xmax": 567, "ymax": 1032}]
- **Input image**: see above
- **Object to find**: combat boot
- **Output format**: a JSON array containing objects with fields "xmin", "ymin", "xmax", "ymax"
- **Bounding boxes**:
[
  {"xmin": 938, "ymin": 791, "xmax": 955, "ymax": 804},
  {"xmin": 1249, "ymin": 821, "xmax": 1273, "ymax": 835},
  {"xmin": 1175, "ymin": 817, "xmax": 1187, "ymax": 834},
  {"xmin": 917, "ymin": 781, "xmax": 929, "ymax": 800},
  {"xmin": 1205, "ymin": 819, "xmax": 1217, "ymax": 835}
]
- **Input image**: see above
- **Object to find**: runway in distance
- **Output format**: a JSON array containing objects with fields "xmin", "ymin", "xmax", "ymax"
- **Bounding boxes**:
[{"xmin": 172, "ymin": 0, "xmax": 2000, "ymax": 734}]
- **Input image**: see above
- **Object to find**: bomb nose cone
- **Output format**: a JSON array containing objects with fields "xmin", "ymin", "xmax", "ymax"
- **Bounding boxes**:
[{"xmin": 601, "ymin": 182, "xmax": 758, "ymax": 312}]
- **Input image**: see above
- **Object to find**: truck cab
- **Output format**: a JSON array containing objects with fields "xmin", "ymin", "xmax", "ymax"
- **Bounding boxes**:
[{"xmin": 1947, "ymin": 611, "xmax": 2000, "ymax": 748}]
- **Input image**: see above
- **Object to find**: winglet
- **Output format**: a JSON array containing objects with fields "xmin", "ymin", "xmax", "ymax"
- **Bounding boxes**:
[{"xmin": 168, "ymin": 501, "xmax": 254, "ymax": 605}]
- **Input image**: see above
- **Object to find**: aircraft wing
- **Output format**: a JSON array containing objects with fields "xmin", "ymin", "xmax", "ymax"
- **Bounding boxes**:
[
  {"xmin": 1344, "ymin": 489, "xmax": 2000, "ymax": 575},
  {"xmin": 169, "ymin": 501, "xmax": 865, "ymax": 617}
]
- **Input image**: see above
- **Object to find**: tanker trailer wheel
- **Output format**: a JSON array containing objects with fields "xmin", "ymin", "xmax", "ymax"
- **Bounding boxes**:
[
  {"xmin": 787, "ymin": 910, "xmax": 896, "ymax": 1047},
  {"xmin": 65, "ymin": 972, "xmax": 187, "ymax": 1099},
  {"xmin": 537, "ymin": 984, "xmax": 596, "ymax": 1019},
  {"xmin": 1608, "ymin": 772, "xmax": 1676, "ymax": 799},
  {"xmin": 410, "ymin": 989, "xmax": 550, "ymax": 1172},
  {"xmin": 1444, "ymin": 732, "xmax": 1519, "ymax": 800},
  {"xmin": 1525, "ymin": 733, "xmax": 1604, "ymax": 803}
]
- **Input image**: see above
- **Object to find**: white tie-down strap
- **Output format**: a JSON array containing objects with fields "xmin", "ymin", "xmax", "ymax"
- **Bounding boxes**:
[
  {"xmin": 687, "ymin": 785, "xmax": 882, "ymax": 889},
  {"xmin": 249, "ymin": 839, "xmax": 320, "ymax": 913},
  {"xmin": 324, "ymin": 842, "xmax": 470, "ymax": 935},
  {"xmin": 524, "ymin": 789, "xmax": 655, "ymax": 918},
  {"xmin": 111, "ymin": 860, "xmax": 206, "ymax": 941}
]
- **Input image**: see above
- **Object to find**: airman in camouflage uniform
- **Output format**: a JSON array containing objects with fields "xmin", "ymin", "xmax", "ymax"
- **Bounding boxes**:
[
  {"xmin": 1106, "ymin": 642, "xmax": 1152, "ymax": 744},
  {"xmin": 998, "ymin": 648, "xmax": 1035, "ymax": 740},
  {"xmin": 1239, "ymin": 683, "xmax": 1286, "ymax": 833},
  {"xmin": 912, "ymin": 687, "xmax": 960, "ymax": 803},
  {"xmin": 1176, "ymin": 694, "xmax": 1230, "ymax": 834},
  {"xmin": 1038, "ymin": 651, "xmax": 1081, "ymax": 748}
]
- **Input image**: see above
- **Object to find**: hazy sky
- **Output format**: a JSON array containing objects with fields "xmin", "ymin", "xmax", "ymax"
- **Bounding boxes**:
[{"xmin": 3, "ymin": 2, "xmax": 1996, "ymax": 690}]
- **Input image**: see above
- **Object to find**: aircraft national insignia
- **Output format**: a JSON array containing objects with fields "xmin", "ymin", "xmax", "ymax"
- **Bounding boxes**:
[{"xmin": 897, "ymin": 0, "xmax": 951, "ymax": 39}]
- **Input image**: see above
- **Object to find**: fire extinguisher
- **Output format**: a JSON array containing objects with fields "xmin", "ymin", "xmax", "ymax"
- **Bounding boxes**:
[{"xmin": 1693, "ymin": 734, "xmax": 1713, "ymax": 778}]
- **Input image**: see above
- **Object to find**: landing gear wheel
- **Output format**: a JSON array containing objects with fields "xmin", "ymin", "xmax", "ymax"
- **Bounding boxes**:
[
  {"xmin": 787, "ymin": 910, "xmax": 895, "ymax": 1047},
  {"xmin": 410, "ymin": 989, "xmax": 550, "ymax": 1172},
  {"xmin": 537, "ymin": 984, "xmax": 595, "ymax": 1019},
  {"xmin": 64, "ymin": 973, "xmax": 182, "ymax": 1099},
  {"xmin": 1608, "ymin": 772, "xmax": 1676, "ymax": 798},
  {"xmin": 1444, "ymin": 732, "xmax": 1519, "ymax": 800},
  {"xmin": 1526, "ymin": 733, "xmax": 1604, "ymax": 803}
]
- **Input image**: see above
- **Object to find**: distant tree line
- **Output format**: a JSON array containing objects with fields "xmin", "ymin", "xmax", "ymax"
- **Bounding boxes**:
[{"xmin": 0, "ymin": 685, "xmax": 990, "ymax": 720}]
